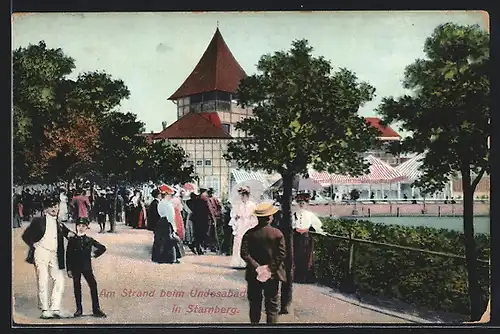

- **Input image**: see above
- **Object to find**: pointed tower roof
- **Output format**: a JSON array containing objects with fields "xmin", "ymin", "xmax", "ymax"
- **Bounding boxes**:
[{"xmin": 168, "ymin": 28, "xmax": 247, "ymax": 100}]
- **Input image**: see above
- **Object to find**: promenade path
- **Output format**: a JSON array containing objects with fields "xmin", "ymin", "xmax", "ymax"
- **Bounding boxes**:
[{"xmin": 13, "ymin": 223, "xmax": 438, "ymax": 325}]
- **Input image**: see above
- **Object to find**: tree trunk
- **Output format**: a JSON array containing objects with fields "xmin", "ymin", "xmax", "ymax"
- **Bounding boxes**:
[
  {"xmin": 113, "ymin": 185, "xmax": 118, "ymax": 231},
  {"xmin": 281, "ymin": 172, "xmax": 295, "ymax": 309},
  {"xmin": 461, "ymin": 168, "xmax": 482, "ymax": 321}
]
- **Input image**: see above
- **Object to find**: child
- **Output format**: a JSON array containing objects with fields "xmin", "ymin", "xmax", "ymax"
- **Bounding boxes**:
[{"xmin": 66, "ymin": 218, "xmax": 107, "ymax": 317}]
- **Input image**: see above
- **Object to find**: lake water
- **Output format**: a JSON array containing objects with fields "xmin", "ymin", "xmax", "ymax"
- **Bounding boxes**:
[{"xmin": 358, "ymin": 216, "xmax": 490, "ymax": 235}]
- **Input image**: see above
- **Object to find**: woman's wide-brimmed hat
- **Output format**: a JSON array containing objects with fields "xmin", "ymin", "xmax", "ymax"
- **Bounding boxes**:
[
  {"xmin": 253, "ymin": 202, "xmax": 278, "ymax": 217},
  {"xmin": 295, "ymin": 192, "xmax": 311, "ymax": 202},
  {"xmin": 237, "ymin": 186, "xmax": 250, "ymax": 195},
  {"xmin": 159, "ymin": 184, "xmax": 174, "ymax": 195}
]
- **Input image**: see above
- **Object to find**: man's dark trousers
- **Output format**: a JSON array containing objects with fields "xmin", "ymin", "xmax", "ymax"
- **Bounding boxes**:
[
  {"xmin": 247, "ymin": 278, "xmax": 280, "ymax": 324},
  {"xmin": 73, "ymin": 270, "xmax": 101, "ymax": 313}
]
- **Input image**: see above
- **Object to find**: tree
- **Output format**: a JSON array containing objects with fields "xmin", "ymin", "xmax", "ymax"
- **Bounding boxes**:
[
  {"xmin": 376, "ymin": 23, "xmax": 489, "ymax": 320},
  {"xmin": 41, "ymin": 112, "xmax": 100, "ymax": 184},
  {"xmin": 140, "ymin": 140, "xmax": 195, "ymax": 185},
  {"xmin": 13, "ymin": 41, "xmax": 131, "ymax": 184},
  {"xmin": 224, "ymin": 39, "xmax": 380, "ymax": 303},
  {"xmin": 13, "ymin": 41, "xmax": 76, "ymax": 182},
  {"xmin": 95, "ymin": 111, "xmax": 148, "ymax": 186}
]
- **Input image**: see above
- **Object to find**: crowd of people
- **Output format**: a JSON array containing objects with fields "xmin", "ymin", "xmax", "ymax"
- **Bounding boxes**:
[{"xmin": 15, "ymin": 181, "xmax": 330, "ymax": 324}]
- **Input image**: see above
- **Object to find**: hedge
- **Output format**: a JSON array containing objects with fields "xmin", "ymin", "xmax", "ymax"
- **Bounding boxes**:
[{"xmin": 314, "ymin": 217, "xmax": 490, "ymax": 316}]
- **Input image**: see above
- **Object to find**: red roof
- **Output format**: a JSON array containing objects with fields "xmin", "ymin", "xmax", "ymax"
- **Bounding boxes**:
[
  {"xmin": 168, "ymin": 28, "xmax": 247, "ymax": 100},
  {"xmin": 365, "ymin": 117, "xmax": 400, "ymax": 138},
  {"xmin": 154, "ymin": 112, "xmax": 232, "ymax": 139},
  {"xmin": 200, "ymin": 112, "xmax": 222, "ymax": 129}
]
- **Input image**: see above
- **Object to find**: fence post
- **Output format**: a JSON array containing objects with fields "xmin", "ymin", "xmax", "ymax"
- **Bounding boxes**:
[
  {"xmin": 342, "ymin": 231, "xmax": 357, "ymax": 294},
  {"xmin": 396, "ymin": 207, "xmax": 400, "ymax": 217}
]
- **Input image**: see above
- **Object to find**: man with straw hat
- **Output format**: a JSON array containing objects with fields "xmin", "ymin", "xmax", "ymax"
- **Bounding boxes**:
[{"xmin": 240, "ymin": 202, "xmax": 287, "ymax": 324}]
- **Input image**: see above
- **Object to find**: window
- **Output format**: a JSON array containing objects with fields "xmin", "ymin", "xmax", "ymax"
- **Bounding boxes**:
[
  {"xmin": 186, "ymin": 160, "xmax": 194, "ymax": 166},
  {"xmin": 221, "ymin": 123, "xmax": 231, "ymax": 134},
  {"xmin": 196, "ymin": 160, "xmax": 203, "ymax": 166},
  {"xmin": 205, "ymin": 160, "xmax": 212, "ymax": 166}
]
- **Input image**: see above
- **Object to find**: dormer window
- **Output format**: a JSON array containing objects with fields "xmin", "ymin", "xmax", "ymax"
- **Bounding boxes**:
[{"xmin": 222, "ymin": 123, "xmax": 231, "ymax": 134}]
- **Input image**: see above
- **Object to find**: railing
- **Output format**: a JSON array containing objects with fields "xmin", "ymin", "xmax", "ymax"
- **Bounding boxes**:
[
  {"xmin": 300, "ymin": 199, "xmax": 490, "ymax": 217},
  {"xmin": 311, "ymin": 231, "xmax": 490, "ymax": 264},
  {"xmin": 310, "ymin": 231, "xmax": 490, "ymax": 316}
]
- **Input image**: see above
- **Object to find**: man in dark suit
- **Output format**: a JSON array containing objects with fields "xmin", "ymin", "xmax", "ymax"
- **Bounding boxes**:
[
  {"xmin": 66, "ymin": 218, "xmax": 107, "ymax": 317},
  {"xmin": 22, "ymin": 195, "xmax": 75, "ymax": 319},
  {"xmin": 240, "ymin": 202, "xmax": 287, "ymax": 324}
]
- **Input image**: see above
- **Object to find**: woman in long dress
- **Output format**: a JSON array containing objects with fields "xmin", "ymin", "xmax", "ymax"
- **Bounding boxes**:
[
  {"xmin": 229, "ymin": 186, "xmax": 258, "ymax": 268},
  {"xmin": 58, "ymin": 189, "xmax": 69, "ymax": 222},
  {"xmin": 292, "ymin": 192, "xmax": 323, "ymax": 283},
  {"xmin": 151, "ymin": 217, "xmax": 178, "ymax": 264},
  {"xmin": 171, "ymin": 191, "xmax": 185, "ymax": 240}
]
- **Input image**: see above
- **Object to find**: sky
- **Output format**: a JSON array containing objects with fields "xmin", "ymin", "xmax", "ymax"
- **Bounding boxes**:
[{"xmin": 12, "ymin": 11, "xmax": 488, "ymax": 135}]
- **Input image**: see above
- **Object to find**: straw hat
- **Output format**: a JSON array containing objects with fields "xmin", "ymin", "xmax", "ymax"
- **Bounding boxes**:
[{"xmin": 253, "ymin": 202, "xmax": 278, "ymax": 217}]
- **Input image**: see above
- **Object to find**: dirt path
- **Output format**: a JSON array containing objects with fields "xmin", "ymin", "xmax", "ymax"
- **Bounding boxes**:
[{"xmin": 13, "ymin": 223, "xmax": 415, "ymax": 325}]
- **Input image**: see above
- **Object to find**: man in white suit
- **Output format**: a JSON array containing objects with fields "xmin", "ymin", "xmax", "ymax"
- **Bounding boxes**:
[{"xmin": 22, "ymin": 195, "xmax": 75, "ymax": 319}]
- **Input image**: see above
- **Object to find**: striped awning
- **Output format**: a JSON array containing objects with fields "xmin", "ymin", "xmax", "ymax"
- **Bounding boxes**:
[
  {"xmin": 231, "ymin": 169, "xmax": 269, "ymax": 186},
  {"xmin": 360, "ymin": 155, "xmax": 407, "ymax": 184},
  {"xmin": 395, "ymin": 154, "xmax": 424, "ymax": 182},
  {"xmin": 308, "ymin": 155, "xmax": 405, "ymax": 185}
]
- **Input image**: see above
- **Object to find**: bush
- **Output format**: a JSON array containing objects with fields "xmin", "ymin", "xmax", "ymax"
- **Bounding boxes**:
[{"xmin": 314, "ymin": 217, "xmax": 490, "ymax": 315}]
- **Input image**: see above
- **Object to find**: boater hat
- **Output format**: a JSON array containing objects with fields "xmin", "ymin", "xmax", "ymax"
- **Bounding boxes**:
[{"xmin": 253, "ymin": 202, "xmax": 278, "ymax": 217}]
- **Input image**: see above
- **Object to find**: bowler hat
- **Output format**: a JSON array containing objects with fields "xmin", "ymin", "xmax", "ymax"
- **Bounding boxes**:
[
  {"xmin": 253, "ymin": 202, "xmax": 278, "ymax": 217},
  {"xmin": 151, "ymin": 189, "xmax": 160, "ymax": 198},
  {"xmin": 42, "ymin": 196, "xmax": 59, "ymax": 209}
]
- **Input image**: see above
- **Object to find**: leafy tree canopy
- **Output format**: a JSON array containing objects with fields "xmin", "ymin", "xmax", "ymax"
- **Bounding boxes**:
[
  {"xmin": 225, "ymin": 39, "xmax": 380, "ymax": 179},
  {"xmin": 13, "ymin": 41, "xmax": 130, "ymax": 183},
  {"xmin": 376, "ymin": 22, "xmax": 490, "ymax": 321},
  {"xmin": 95, "ymin": 111, "xmax": 148, "ymax": 185},
  {"xmin": 377, "ymin": 23, "xmax": 489, "ymax": 193},
  {"xmin": 140, "ymin": 140, "xmax": 195, "ymax": 185}
]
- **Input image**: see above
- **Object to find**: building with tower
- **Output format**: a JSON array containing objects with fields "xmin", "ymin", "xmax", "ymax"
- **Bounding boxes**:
[{"xmin": 149, "ymin": 27, "xmax": 402, "ymax": 197}]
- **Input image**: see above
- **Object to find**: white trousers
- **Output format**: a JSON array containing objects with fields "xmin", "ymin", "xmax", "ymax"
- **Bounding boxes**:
[{"xmin": 34, "ymin": 247, "xmax": 65, "ymax": 311}]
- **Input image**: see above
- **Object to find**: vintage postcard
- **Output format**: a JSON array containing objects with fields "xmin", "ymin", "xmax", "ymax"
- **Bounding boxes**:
[{"xmin": 12, "ymin": 11, "xmax": 491, "ymax": 325}]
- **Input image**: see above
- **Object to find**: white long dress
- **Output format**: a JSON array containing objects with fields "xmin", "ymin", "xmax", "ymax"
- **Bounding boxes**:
[
  {"xmin": 229, "ymin": 200, "xmax": 258, "ymax": 268},
  {"xmin": 58, "ymin": 193, "xmax": 69, "ymax": 221}
]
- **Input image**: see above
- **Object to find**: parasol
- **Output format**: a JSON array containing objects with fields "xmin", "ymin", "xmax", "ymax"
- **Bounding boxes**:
[
  {"xmin": 229, "ymin": 180, "xmax": 271, "ymax": 205},
  {"xmin": 183, "ymin": 183, "xmax": 197, "ymax": 193}
]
